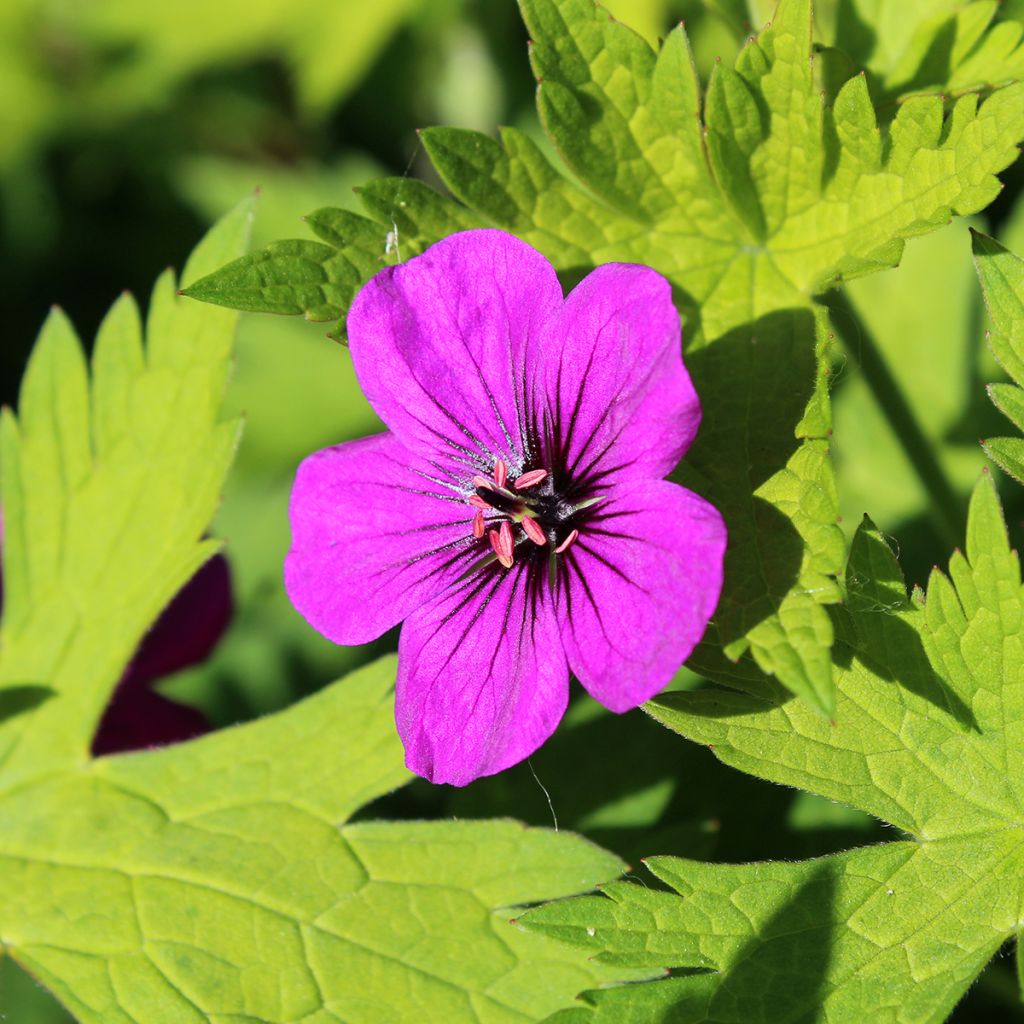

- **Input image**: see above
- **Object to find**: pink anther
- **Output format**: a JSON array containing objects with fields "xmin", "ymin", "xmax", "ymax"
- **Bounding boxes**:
[
  {"xmin": 494, "ymin": 459, "xmax": 508, "ymax": 488},
  {"xmin": 469, "ymin": 494, "xmax": 491, "ymax": 510},
  {"xmin": 513, "ymin": 468, "xmax": 548, "ymax": 491},
  {"xmin": 472, "ymin": 475, "xmax": 494, "ymax": 490},
  {"xmin": 521, "ymin": 516, "xmax": 547, "ymax": 546},
  {"xmin": 472, "ymin": 511, "xmax": 485, "ymax": 538},
  {"xmin": 488, "ymin": 527, "xmax": 514, "ymax": 569},
  {"xmin": 498, "ymin": 521, "xmax": 515, "ymax": 561},
  {"xmin": 554, "ymin": 529, "xmax": 579, "ymax": 554}
]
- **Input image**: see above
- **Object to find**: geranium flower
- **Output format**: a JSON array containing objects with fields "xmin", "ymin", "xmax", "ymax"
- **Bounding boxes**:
[{"xmin": 286, "ymin": 230, "xmax": 726, "ymax": 786}]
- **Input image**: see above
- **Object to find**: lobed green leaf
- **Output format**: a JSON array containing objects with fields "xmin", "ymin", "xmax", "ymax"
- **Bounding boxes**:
[
  {"xmin": 0, "ymin": 198, "xmax": 254, "ymax": 784},
  {"xmin": 522, "ymin": 474, "xmax": 1024, "ymax": 1020}
]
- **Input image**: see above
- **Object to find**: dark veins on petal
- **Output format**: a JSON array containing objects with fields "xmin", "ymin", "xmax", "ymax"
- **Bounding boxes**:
[{"xmin": 394, "ymin": 348, "xmax": 638, "ymax": 614}]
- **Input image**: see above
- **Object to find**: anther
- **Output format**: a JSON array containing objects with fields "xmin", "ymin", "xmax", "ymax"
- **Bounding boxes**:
[
  {"xmin": 489, "ymin": 527, "xmax": 514, "ymax": 569},
  {"xmin": 469, "ymin": 494, "xmax": 491, "ymax": 510},
  {"xmin": 521, "ymin": 516, "xmax": 547, "ymax": 546},
  {"xmin": 498, "ymin": 521, "xmax": 514, "ymax": 560},
  {"xmin": 472, "ymin": 511, "xmax": 485, "ymax": 538},
  {"xmin": 472, "ymin": 475, "xmax": 494, "ymax": 490},
  {"xmin": 555, "ymin": 529, "xmax": 579, "ymax": 554},
  {"xmin": 514, "ymin": 468, "xmax": 548, "ymax": 491},
  {"xmin": 494, "ymin": 459, "xmax": 508, "ymax": 488}
]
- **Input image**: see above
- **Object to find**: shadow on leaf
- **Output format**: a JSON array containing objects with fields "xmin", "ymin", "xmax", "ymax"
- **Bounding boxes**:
[
  {"xmin": 675, "ymin": 308, "xmax": 821, "ymax": 659},
  {"xmin": 0, "ymin": 686, "xmax": 55, "ymax": 726}
]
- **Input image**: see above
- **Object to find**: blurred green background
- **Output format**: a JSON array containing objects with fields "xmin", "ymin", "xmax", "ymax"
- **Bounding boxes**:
[{"xmin": 2, "ymin": 0, "xmax": 1024, "ymax": 1020}]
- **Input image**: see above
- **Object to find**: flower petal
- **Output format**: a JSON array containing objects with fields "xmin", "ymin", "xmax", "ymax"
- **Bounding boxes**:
[
  {"xmin": 286, "ymin": 432, "xmax": 484, "ymax": 645},
  {"xmin": 396, "ymin": 564, "xmax": 568, "ymax": 785},
  {"xmin": 347, "ymin": 229, "xmax": 563, "ymax": 478},
  {"xmin": 539, "ymin": 264, "xmax": 699, "ymax": 487},
  {"xmin": 93, "ymin": 687, "xmax": 208, "ymax": 756},
  {"xmin": 557, "ymin": 480, "xmax": 726, "ymax": 712},
  {"xmin": 120, "ymin": 554, "xmax": 233, "ymax": 688}
]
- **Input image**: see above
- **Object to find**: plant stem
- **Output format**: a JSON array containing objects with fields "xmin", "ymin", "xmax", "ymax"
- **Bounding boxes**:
[{"xmin": 825, "ymin": 291, "xmax": 963, "ymax": 550}]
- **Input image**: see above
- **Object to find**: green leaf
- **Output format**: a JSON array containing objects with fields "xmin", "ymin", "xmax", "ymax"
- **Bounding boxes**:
[
  {"xmin": 0, "ymin": 215, "xmax": 637, "ymax": 1021},
  {"xmin": 185, "ymin": 180, "xmax": 483, "ymax": 337},
  {"xmin": 811, "ymin": 1, "xmax": 1024, "ymax": 99},
  {"xmin": 509, "ymin": 0, "xmax": 1024, "ymax": 338},
  {"xmin": 677, "ymin": 307, "xmax": 843, "ymax": 715},
  {"xmin": 1, "ymin": 658, "xmax": 633, "ymax": 1023},
  {"xmin": 819, "ymin": 0, "xmax": 1024, "ymax": 104},
  {"xmin": 80, "ymin": 0, "xmax": 425, "ymax": 114},
  {"xmin": 188, "ymin": 0, "xmax": 1024, "ymax": 341},
  {"xmin": 185, "ymin": 0, "xmax": 1024, "ymax": 711},
  {"xmin": 973, "ymin": 230, "xmax": 1024, "ymax": 483},
  {"xmin": 0, "ymin": 197, "xmax": 254, "ymax": 785},
  {"xmin": 522, "ymin": 474, "xmax": 1024, "ymax": 1022},
  {"xmin": 0, "ymin": 0, "xmax": 427, "ymax": 173}
]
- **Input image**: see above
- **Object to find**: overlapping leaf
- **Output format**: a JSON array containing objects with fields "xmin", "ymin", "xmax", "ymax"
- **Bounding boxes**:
[
  {"xmin": 522, "ymin": 474, "xmax": 1024, "ymax": 1023},
  {"xmin": 818, "ymin": 0, "xmax": 1024, "ymax": 104},
  {"xmin": 973, "ymin": 231, "xmax": 1024, "ymax": 484},
  {"xmin": 0, "ymin": 210, "xmax": 636, "ymax": 1023},
  {"xmin": 184, "ymin": 0, "xmax": 1024, "ymax": 713}
]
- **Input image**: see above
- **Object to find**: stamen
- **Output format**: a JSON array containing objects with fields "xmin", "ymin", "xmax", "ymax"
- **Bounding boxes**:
[
  {"xmin": 472, "ymin": 475, "xmax": 494, "ymax": 490},
  {"xmin": 494, "ymin": 459, "xmax": 508, "ymax": 488},
  {"xmin": 498, "ymin": 521, "xmax": 514, "ymax": 560},
  {"xmin": 555, "ymin": 529, "xmax": 579, "ymax": 554},
  {"xmin": 469, "ymin": 494, "xmax": 491, "ymax": 510},
  {"xmin": 521, "ymin": 516, "xmax": 547, "ymax": 546},
  {"xmin": 472, "ymin": 511, "xmax": 485, "ymax": 538},
  {"xmin": 488, "ymin": 527, "xmax": 514, "ymax": 569},
  {"xmin": 514, "ymin": 468, "xmax": 548, "ymax": 491}
]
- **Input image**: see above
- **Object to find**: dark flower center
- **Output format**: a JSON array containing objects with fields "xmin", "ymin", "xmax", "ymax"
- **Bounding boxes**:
[{"xmin": 467, "ymin": 458, "xmax": 598, "ymax": 571}]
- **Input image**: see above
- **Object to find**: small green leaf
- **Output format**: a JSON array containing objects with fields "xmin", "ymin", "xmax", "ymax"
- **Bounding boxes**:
[
  {"xmin": 983, "ymin": 436, "xmax": 1024, "ymax": 483},
  {"xmin": 182, "ymin": 237, "xmax": 365, "ymax": 324},
  {"xmin": 884, "ymin": 1, "xmax": 1024, "ymax": 100}
]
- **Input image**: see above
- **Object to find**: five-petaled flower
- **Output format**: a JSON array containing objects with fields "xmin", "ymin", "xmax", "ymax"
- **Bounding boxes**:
[{"xmin": 285, "ymin": 230, "xmax": 726, "ymax": 786}]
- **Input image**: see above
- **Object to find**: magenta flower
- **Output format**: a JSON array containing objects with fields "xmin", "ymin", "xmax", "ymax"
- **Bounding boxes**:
[{"xmin": 286, "ymin": 230, "xmax": 726, "ymax": 786}]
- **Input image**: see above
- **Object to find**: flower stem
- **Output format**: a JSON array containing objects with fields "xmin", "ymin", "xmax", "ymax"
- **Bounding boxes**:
[{"xmin": 825, "ymin": 292, "xmax": 963, "ymax": 550}]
